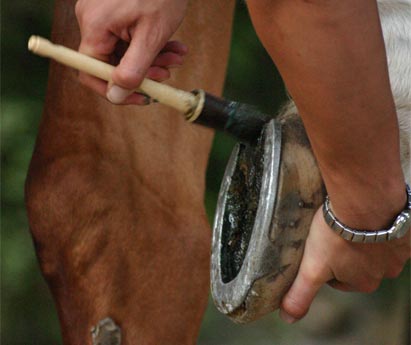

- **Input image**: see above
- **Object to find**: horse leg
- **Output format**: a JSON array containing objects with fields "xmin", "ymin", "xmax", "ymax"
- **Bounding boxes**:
[{"xmin": 25, "ymin": 1, "xmax": 234, "ymax": 344}]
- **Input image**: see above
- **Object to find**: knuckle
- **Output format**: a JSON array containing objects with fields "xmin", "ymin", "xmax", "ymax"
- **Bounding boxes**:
[
  {"xmin": 74, "ymin": 1, "xmax": 91, "ymax": 28},
  {"xmin": 140, "ymin": 21, "xmax": 170, "ymax": 53},
  {"xmin": 75, "ymin": 4, "xmax": 103, "ymax": 33},
  {"xmin": 151, "ymin": 67, "xmax": 170, "ymax": 82},
  {"xmin": 74, "ymin": 1, "xmax": 82, "ymax": 19},
  {"xmin": 300, "ymin": 266, "xmax": 324, "ymax": 288},
  {"xmin": 358, "ymin": 279, "xmax": 380, "ymax": 293},
  {"xmin": 113, "ymin": 67, "xmax": 144, "ymax": 89},
  {"xmin": 162, "ymin": 69, "xmax": 171, "ymax": 79}
]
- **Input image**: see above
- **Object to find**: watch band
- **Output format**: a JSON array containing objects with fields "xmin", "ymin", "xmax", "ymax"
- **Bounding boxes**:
[{"xmin": 323, "ymin": 184, "xmax": 411, "ymax": 243}]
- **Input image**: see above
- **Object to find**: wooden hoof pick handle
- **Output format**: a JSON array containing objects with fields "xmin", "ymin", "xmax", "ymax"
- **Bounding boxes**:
[{"xmin": 28, "ymin": 36, "xmax": 270, "ymax": 144}]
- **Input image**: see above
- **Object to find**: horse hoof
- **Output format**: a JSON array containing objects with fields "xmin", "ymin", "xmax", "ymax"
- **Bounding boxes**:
[{"xmin": 211, "ymin": 117, "xmax": 324, "ymax": 323}]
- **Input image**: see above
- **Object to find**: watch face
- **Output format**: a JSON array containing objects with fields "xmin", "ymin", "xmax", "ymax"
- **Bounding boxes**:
[{"xmin": 390, "ymin": 211, "xmax": 411, "ymax": 240}]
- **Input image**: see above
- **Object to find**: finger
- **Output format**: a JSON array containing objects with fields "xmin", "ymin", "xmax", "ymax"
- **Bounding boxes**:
[
  {"xmin": 152, "ymin": 52, "xmax": 184, "ymax": 68},
  {"xmin": 146, "ymin": 66, "xmax": 171, "ymax": 81},
  {"xmin": 280, "ymin": 258, "xmax": 333, "ymax": 323},
  {"xmin": 108, "ymin": 66, "xmax": 170, "ymax": 103},
  {"xmin": 106, "ymin": 84, "xmax": 134, "ymax": 104},
  {"xmin": 161, "ymin": 40, "xmax": 188, "ymax": 55},
  {"xmin": 79, "ymin": 40, "xmax": 110, "ymax": 62},
  {"xmin": 109, "ymin": 25, "xmax": 169, "ymax": 104},
  {"xmin": 107, "ymin": 67, "xmax": 170, "ymax": 103},
  {"xmin": 78, "ymin": 74, "xmax": 149, "ymax": 105},
  {"xmin": 78, "ymin": 31, "xmax": 118, "ymax": 96},
  {"xmin": 77, "ymin": 24, "xmax": 151, "ymax": 105},
  {"xmin": 106, "ymin": 81, "xmax": 149, "ymax": 105},
  {"xmin": 121, "ymin": 92, "xmax": 151, "ymax": 106},
  {"xmin": 111, "ymin": 24, "xmax": 168, "ymax": 90}
]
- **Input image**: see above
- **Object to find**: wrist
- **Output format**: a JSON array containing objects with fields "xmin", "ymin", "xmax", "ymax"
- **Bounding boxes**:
[
  {"xmin": 323, "ymin": 184, "xmax": 411, "ymax": 242},
  {"xmin": 322, "ymin": 172, "xmax": 407, "ymax": 231}
]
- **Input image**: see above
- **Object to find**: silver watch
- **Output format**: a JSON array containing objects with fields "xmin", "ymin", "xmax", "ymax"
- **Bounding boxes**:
[{"xmin": 323, "ymin": 184, "xmax": 411, "ymax": 243}]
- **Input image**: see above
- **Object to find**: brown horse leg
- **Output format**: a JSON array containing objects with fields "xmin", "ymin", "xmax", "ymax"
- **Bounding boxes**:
[{"xmin": 25, "ymin": 1, "xmax": 234, "ymax": 344}]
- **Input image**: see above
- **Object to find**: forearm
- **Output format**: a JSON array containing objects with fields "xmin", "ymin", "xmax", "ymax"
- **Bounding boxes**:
[{"xmin": 248, "ymin": 0, "xmax": 406, "ymax": 228}]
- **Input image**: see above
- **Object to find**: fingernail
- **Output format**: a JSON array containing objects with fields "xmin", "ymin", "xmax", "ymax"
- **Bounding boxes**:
[
  {"xmin": 107, "ymin": 85, "xmax": 132, "ymax": 104},
  {"xmin": 279, "ymin": 310, "xmax": 297, "ymax": 324}
]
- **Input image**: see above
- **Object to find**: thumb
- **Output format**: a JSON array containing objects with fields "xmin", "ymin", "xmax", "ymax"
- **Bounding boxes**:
[
  {"xmin": 107, "ymin": 24, "xmax": 167, "ymax": 103},
  {"xmin": 280, "ymin": 254, "xmax": 333, "ymax": 323}
]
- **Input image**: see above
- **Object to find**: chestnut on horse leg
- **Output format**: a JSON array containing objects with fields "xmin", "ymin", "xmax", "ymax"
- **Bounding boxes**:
[{"xmin": 25, "ymin": 1, "xmax": 234, "ymax": 344}]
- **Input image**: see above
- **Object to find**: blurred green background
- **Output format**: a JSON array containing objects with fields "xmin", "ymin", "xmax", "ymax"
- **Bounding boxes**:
[{"xmin": 1, "ymin": 1, "xmax": 409, "ymax": 344}]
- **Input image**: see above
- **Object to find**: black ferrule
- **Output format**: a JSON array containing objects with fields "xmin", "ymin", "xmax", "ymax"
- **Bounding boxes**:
[{"xmin": 193, "ymin": 93, "xmax": 271, "ymax": 144}]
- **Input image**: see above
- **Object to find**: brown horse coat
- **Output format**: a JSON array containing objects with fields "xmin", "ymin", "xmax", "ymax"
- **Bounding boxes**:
[{"xmin": 25, "ymin": 1, "xmax": 235, "ymax": 343}]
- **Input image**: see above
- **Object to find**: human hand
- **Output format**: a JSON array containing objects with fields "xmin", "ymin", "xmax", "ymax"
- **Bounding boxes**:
[
  {"xmin": 280, "ymin": 207, "xmax": 411, "ymax": 323},
  {"xmin": 75, "ymin": 0, "xmax": 188, "ymax": 105}
]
